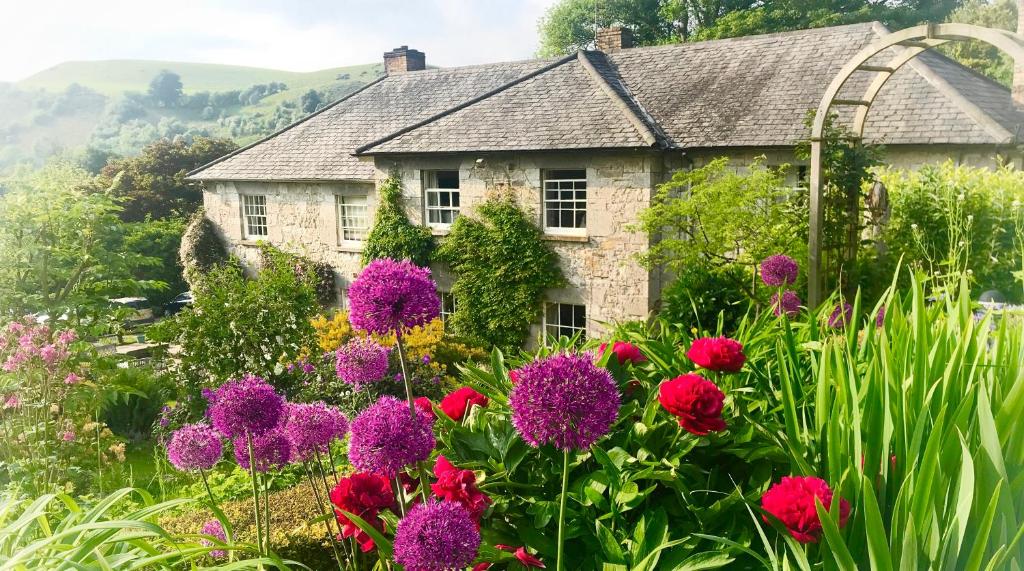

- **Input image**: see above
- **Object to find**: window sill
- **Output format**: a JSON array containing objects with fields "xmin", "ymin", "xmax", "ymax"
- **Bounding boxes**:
[
  {"xmin": 542, "ymin": 233, "xmax": 589, "ymax": 243},
  {"xmin": 238, "ymin": 239, "xmax": 266, "ymax": 246},
  {"xmin": 429, "ymin": 228, "xmax": 451, "ymax": 237},
  {"xmin": 335, "ymin": 245, "xmax": 365, "ymax": 253}
]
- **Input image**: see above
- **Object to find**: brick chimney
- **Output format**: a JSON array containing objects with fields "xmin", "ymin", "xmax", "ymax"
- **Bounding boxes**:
[
  {"xmin": 596, "ymin": 27, "xmax": 634, "ymax": 53},
  {"xmin": 1015, "ymin": 0, "xmax": 1024, "ymax": 107},
  {"xmin": 384, "ymin": 46, "xmax": 425, "ymax": 75}
]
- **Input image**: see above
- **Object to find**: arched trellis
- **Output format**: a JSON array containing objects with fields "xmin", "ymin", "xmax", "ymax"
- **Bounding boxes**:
[{"xmin": 807, "ymin": 22, "xmax": 1024, "ymax": 308}]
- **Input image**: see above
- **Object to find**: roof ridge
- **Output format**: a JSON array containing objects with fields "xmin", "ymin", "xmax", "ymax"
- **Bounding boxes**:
[
  {"xmin": 353, "ymin": 53, "xmax": 578, "ymax": 155},
  {"xmin": 576, "ymin": 51, "xmax": 661, "ymax": 147},
  {"xmin": 187, "ymin": 75, "xmax": 388, "ymax": 179}
]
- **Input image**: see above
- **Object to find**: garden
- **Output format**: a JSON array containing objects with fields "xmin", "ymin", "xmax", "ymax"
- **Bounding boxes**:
[{"xmin": 0, "ymin": 150, "xmax": 1023, "ymax": 570}]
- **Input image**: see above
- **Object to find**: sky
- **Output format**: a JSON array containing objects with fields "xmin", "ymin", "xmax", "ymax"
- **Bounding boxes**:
[{"xmin": 0, "ymin": 0, "xmax": 556, "ymax": 82}]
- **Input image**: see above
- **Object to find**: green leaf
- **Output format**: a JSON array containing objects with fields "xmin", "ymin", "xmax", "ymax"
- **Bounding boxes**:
[
  {"xmin": 815, "ymin": 498, "xmax": 856, "ymax": 571},
  {"xmin": 339, "ymin": 509, "xmax": 392, "ymax": 558},
  {"xmin": 594, "ymin": 520, "xmax": 626, "ymax": 564},
  {"xmin": 861, "ymin": 475, "xmax": 894, "ymax": 571}
]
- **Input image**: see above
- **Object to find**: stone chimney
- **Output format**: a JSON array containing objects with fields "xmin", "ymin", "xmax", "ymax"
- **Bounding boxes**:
[
  {"xmin": 384, "ymin": 46, "xmax": 425, "ymax": 75},
  {"xmin": 595, "ymin": 27, "xmax": 634, "ymax": 53},
  {"xmin": 1015, "ymin": 0, "xmax": 1024, "ymax": 107}
]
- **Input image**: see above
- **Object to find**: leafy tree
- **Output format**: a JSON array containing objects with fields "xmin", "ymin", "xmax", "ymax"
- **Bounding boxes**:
[
  {"xmin": 148, "ymin": 70, "xmax": 183, "ymax": 108},
  {"xmin": 123, "ymin": 216, "xmax": 189, "ymax": 306},
  {"xmin": 300, "ymin": 89, "xmax": 322, "ymax": 113},
  {"xmin": 96, "ymin": 136, "xmax": 238, "ymax": 222},
  {"xmin": 942, "ymin": 0, "xmax": 1017, "ymax": 86},
  {"xmin": 361, "ymin": 175, "xmax": 434, "ymax": 266},
  {"xmin": 0, "ymin": 161, "xmax": 163, "ymax": 318}
]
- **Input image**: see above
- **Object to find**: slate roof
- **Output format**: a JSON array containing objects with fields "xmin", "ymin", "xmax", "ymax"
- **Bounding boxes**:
[{"xmin": 190, "ymin": 22, "xmax": 1024, "ymax": 181}]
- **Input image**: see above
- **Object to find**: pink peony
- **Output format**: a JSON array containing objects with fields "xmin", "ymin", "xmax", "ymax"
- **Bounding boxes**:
[
  {"xmin": 761, "ymin": 476, "xmax": 850, "ymax": 543},
  {"xmin": 686, "ymin": 336, "xmax": 746, "ymax": 373}
]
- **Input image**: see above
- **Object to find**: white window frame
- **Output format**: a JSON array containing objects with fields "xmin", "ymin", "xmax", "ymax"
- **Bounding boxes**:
[
  {"xmin": 544, "ymin": 302, "xmax": 587, "ymax": 341},
  {"xmin": 422, "ymin": 170, "xmax": 461, "ymax": 229},
  {"xmin": 241, "ymin": 194, "xmax": 268, "ymax": 240},
  {"xmin": 439, "ymin": 291, "xmax": 456, "ymax": 324},
  {"xmin": 336, "ymin": 194, "xmax": 369, "ymax": 245},
  {"xmin": 543, "ymin": 169, "xmax": 587, "ymax": 236}
]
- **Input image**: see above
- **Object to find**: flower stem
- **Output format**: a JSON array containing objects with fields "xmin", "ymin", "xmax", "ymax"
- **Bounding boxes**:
[
  {"xmin": 199, "ymin": 468, "xmax": 217, "ymax": 508},
  {"xmin": 557, "ymin": 449, "xmax": 569, "ymax": 571},
  {"xmin": 246, "ymin": 432, "xmax": 264, "ymax": 557},
  {"xmin": 393, "ymin": 477, "xmax": 407, "ymax": 518},
  {"xmin": 262, "ymin": 473, "xmax": 271, "ymax": 555},
  {"xmin": 394, "ymin": 331, "xmax": 431, "ymax": 503},
  {"xmin": 303, "ymin": 462, "xmax": 346, "ymax": 571}
]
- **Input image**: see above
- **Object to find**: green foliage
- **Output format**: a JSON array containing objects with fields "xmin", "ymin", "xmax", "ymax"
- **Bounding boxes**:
[
  {"xmin": 538, "ymin": 0, "xmax": 681, "ymax": 55},
  {"xmin": 661, "ymin": 264, "xmax": 752, "ymax": 334},
  {"xmin": 436, "ymin": 194, "xmax": 564, "ymax": 349},
  {"xmin": 148, "ymin": 70, "xmax": 183, "ymax": 107},
  {"xmin": 124, "ymin": 217, "xmax": 188, "ymax": 307},
  {"xmin": 179, "ymin": 207, "xmax": 229, "ymax": 288},
  {"xmin": 95, "ymin": 364, "xmax": 176, "ymax": 443},
  {"xmin": 150, "ymin": 247, "xmax": 319, "ymax": 399},
  {"xmin": 258, "ymin": 245, "xmax": 336, "ymax": 307},
  {"xmin": 362, "ymin": 175, "xmax": 434, "ymax": 266},
  {"xmin": 943, "ymin": 0, "xmax": 1018, "ymax": 86}
]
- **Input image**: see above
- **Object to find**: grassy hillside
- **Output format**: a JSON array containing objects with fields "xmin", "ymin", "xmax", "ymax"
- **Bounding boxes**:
[{"xmin": 17, "ymin": 60, "xmax": 383, "ymax": 96}]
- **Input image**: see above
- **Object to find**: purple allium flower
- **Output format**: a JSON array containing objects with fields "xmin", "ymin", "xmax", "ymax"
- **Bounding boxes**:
[
  {"xmin": 200, "ymin": 519, "xmax": 227, "ymax": 559},
  {"xmin": 335, "ymin": 337, "xmax": 390, "ymax": 386},
  {"xmin": 167, "ymin": 423, "xmax": 223, "ymax": 472},
  {"xmin": 761, "ymin": 255, "xmax": 800, "ymax": 287},
  {"xmin": 771, "ymin": 290, "xmax": 802, "ymax": 317},
  {"xmin": 348, "ymin": 395, "xmax": 435, "ymax": 477},
  {"xmin": 347, "ymin": 259, "xmax": 441, "ymax": 335},
  {"xmin": 233, "ymin": 429, "xmax": 292, "ymax": 472},
  {"xmin": 828, "ymin": 302, "xmax": 853, "ymax": 329},
  {"xmin": 875, "ymin": 305, "xmax": 886, "ymax": 328},
  {"xmin": 508, "ymin": 353, "xmax": 620, "ymax": 451},
  {"xmin": 282, "ymin": 402, "xmax": 348, "ymax": 461},
  {"xmin": 393, "ymin": 500, "xmax": 480, "ymax": 571},
  {"xmin": 208, "ymin": 374, "xmax": 284, "ymax": 438}
]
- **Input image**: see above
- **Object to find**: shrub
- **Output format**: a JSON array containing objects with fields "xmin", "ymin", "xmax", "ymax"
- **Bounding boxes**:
[
  {"xmin": 436, "ymin": 194, "xmax": 564, "ymax": 349},
  {"xmin": 661, "ymin": 264, "xmax": 751, "ymax": 334},
  {"xmin": 362, "ymin": 175, "xmax": 434, "ymax": 266},
  {"xmin": 258, "ymin": 244, "xmax": 336, "ymax": 307},
  {"xmin": 311, "ymin": 311, "xmax": 353, "ymax": 353},
  {"xmin": 124, "ymin": 216, "xmax": 188, "ymax": 307},
  {"xmin": 179, "ymin": 208, "xmax": 228, "ymax": 287}
]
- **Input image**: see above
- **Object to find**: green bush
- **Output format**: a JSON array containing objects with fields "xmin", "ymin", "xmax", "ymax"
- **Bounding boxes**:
[
  {"xmin": 124, "ymin": 216, "xmax": 188, "ymax": 307},
  {"xmin": 661, "ymin": 264, "xmax": 751, "ymax": 334},
  {"xmin": 179, "ymin": 207, "xmax": 229, "ymax": 287},
  {"xmin": 361, "ymin": 174, "xmax": 434, "ymax": 266},
  {"xmin": 258, "ymin": 244, "xmax": 336, "ymax": 307},
  {"xmin": 436, "ymin": 194, "xmax": 564, "ymax": 349}
]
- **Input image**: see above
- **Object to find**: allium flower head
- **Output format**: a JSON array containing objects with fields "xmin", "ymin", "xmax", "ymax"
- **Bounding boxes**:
[
  {"xmin": 233, "ymin": 429, "xmax": 292, "ymax": 472},
  {"xmin": 394, "ymin": 500, "xmax": 481, "ymax": 571},
  {"xmin": 335, "ymin": 337, "xmax": 390, "ymax": 386},
  {"xmin": 439, "ymin": 386, "xmax": 488, "ymax": 421},
  {"xmin": 687, "ymin": 337, "xmax": 746, "ymax": 373},
  {"xmin": 347, "ymin": 259, "xmax": 441, "ymax": 335},
  {"xmin": 658, "ymin": 374, "xmax": 726, "ymax": 435},
  {"xmin": 330, "ymin": 472, "xmax": 396, "ymax": 552},
  {"xmin": 760, "ymin": 254, "xmax": 799, "ymax": 287},
  {"xmin": 771, "ymin": 291, "xmax": 802, "ymax": 317},
  {"xmin": 761, "ymin": 476, "xmax": 850, "ymax": 543},
  {"xmin": 282, "ymin": 402, "xmax": 348, "ymax": 461},
  {"xmin": 167, "ymin": 423, "xmax": 223, "ymax": 472},
  {"xmin": 828, "ymin": 302, "xmax": 853, "ymax": 329},
  {"xmin": 875, "ymin": 305, "xmax": 886, "ymax": 328},
  {"xmin": 200, "ymin": 520, "xmax": 227, "ymax": 559},
  {"xmin": 208, "ymin": 374, "xmax": 284, "ymax": 438},
  {"xmin": 508, "ymin": 353, "xmax": 620, "ymax": 451},
  {"xmin": 348, "ymin": 395, "xmax": 435, "ymax": 476}
]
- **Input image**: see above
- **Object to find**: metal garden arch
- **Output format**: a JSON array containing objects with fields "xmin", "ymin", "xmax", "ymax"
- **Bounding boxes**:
[{"xmin": 807, "ymin": 22, "xmax": 1024, "ymax": 308}]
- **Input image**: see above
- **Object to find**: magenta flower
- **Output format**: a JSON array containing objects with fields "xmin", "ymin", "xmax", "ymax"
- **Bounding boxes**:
[
  {"xmin": 200, "ymin": 519, "xmax": 228, "ymax": 559},
  {"xmin": 335, "ymin": 337, "xmax": 390, "ymax": 386},
  {"xmin": 828, "ymin": 302, "xmax": 853, "ymax": 329},
  {"xmin": 282, "ymin": 402, "xmax": 348, "ymax": 461},
  {"xmin": 167, "ymin": 423, "xmax": 223, "ymax": 472},
  {"xmin": 509, "ymin": 353, "xmax": 620, "ymax": 451},
  {"xmin": 233, "ymin": 429, "xmax": 292, "ymax": 472},
  {"xmin": 394, "ymin": 500, "xmax": 481, "ymax": 571},
  {"xmin": 208, "ymin": 374, "xmax": 284, "ymax": 438},
  {"xmin": 347, "ymin": 259, "xmax": 441, "ymax": 335},
  {"xmin": 348, "ymin": 395, "xmax": 435, "ymax": 477},
  {"xmin": 771, "ymin": 290, "xmax": 801, "ymax": 317},
  {"xmin": 760, "ymin": 254, "xmax": 799, "ymax": 287}
]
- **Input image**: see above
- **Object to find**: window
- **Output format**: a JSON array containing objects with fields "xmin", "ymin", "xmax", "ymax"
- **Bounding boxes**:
[
  {"xmin": 439, "ymin": 291, "xmax": 456, "ymax": 324},
  {"xmin": 423, "ymin": 170, "xmax": 460, "ymax": 227},
  {"xmin": 545, "ymin": 302, "xmax": 586, "ymax": 341},
  {"xmin": 336, "ymin": 194, "xmax": 369, "ymax": 243},
  {"xmin": 241, "ymin": 194, "xmax": 268, "ymax": 239},
  {"xmin": 543, "ymin": 169, "xmax": 587, "ymax": 233}
]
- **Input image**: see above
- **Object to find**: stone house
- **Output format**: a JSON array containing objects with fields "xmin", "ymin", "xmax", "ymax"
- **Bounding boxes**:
[{"xmin": 189, "ymin": 22, "xmax": 1024, "ymax": 341}]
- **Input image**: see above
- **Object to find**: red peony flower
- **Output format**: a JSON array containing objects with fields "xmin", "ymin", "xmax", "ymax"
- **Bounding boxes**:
[
  {"xmin": 329, "ymin": 472, "xmax": 395, "ymax": 552},
  {"xmin": 761, "ymin": 476, "xmax": 850, "ymax": 543},
  {"xmin": 658, "ymin": 374, "xmax": 726, "ymax": 435},
  {"xmin": 473, "ymin": 564, "xmax": 492, "ymax": 571},
  {"xmin": 414, "ymin": 396, "xmax": 435, "ymax": 420},
  {"xmin": 430, "ymin": 455, "xmax": 492, "ymax": 522},
  {"xmin": 440, "ymin": 386, "xmax": 488, "ymax": 421},
  {"xmin": 495, "ymin": 544, "xmax": 545, "ymax": 568},
  {"xmin": 686, "ymin": 337, "xmax": 746, "ymax": 373},
  {"xmin": 599, "ymin": 341, "xmax": 647, "ymax": 365},
  {"xmin": 509, "ymin": 370, "xmax": 520, "ymax": 383}
]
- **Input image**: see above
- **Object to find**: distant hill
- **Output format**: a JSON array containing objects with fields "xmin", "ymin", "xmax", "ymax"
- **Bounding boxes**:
[{"xmin": 0, "ymin": 59, "xmax": 384, "ymax": 172}]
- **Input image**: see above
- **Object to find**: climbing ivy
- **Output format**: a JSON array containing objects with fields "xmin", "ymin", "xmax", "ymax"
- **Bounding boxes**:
[
  {"xmin": 437, "ymin": 193, "xmax": 564, "ymax": 349},
  {"xmin": 362, "ymin": 174, "xmax": 434, "ymax": 266}
]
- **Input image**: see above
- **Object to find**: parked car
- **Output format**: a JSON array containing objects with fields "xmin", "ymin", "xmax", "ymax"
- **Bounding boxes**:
[
  {"xmin": 163, "ymin": 291, "xmax": 193, "ymax": 316},
  {"xmin": 109, "ymin": 297, "xmax": 154, "ymax": 325}
]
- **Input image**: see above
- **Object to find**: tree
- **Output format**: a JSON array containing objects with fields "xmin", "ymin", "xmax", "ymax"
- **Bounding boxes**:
[
  {"xmin": 300, "ymin": 89, "xmax": 322, "ymax": 114},
  {"xmin": 148, "ymin": 70, "xmax": 183, "ymax": 108},
  {"xmin": 942, "ymin": 0, "xmax": 1017, "ymax": 86},
  {"xmin": 96, "ymin": 136, "xmax": 238, "ymax": 222},
  {"xmin": 538, "ymin": 0, "xmax": 693, "ymax": 55}
]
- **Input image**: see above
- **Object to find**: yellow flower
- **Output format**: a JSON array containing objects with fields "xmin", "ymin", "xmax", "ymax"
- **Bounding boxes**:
[{"xmin": 311, "ymin": 312, "xmax": 353, "ymax": 352}]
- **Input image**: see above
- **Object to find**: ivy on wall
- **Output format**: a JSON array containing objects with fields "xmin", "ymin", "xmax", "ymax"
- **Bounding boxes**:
[
  {"xmin": 179, "ymin": 207, "xmax": 229, "ymax": 287},
  {"xmin": 437, "ymin": 193, "xmax": 564, "ymax": 349},
  {"xmin": 362, "ymin": 174, "xmax": 434, "ymax": 266}
]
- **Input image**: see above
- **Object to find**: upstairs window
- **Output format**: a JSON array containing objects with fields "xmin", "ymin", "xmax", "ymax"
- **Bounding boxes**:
[
  {"xmin": 241, "ymin": 194, "xmax": 268, "ymax": 240},
  {"xmin": 439, "ymin": 291, "xmax": 457, "ymax": 324},
  {"xmin": 545, "ymin": 302, "xmax": 586, "ymax": 341},
  {"xmin": 543, "ymin": 169, "xmax": 587, "ymax": 234},
  {"xmin": 336, "ymin": 194, "xmax": 369, "ymax": 244},
  {"xmin": 423, "ymin": 170, "xmax": 460, "ymax": 228}
]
